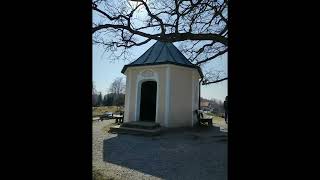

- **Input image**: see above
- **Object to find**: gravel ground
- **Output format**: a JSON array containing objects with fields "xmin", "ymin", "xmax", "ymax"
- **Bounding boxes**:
[{"xmin": 93, "ymin": 120, "xmax": 227, "ymax": 180}]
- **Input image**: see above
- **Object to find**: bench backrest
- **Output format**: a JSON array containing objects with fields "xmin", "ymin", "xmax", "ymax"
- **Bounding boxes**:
[{"xmin": 194, "ymin": 110, "xmax": 204, "ymax": 120}]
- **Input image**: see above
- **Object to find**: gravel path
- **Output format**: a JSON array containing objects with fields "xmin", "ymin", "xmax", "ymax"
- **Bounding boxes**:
[{"xmin": 93, "ymin": 120, "xmax": 227, "ymax": 180}]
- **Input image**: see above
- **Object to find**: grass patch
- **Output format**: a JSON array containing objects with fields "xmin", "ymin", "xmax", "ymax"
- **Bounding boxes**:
[
  {"xmin": 101, "ymin": 122, "xmax": 118, "ymax": 134},
  {"xmin": 212, "ymin": 116, "xmax": 228, "ymax": 129},
  {"xmin": 212, "ymin": 116, "xmax": 224, "ymax": 123},
  {"xmin": 203, "ymin": 113, "xmax": 225, "ymax": 124},
  {"xmin": 205, "ymin": 112, "xmax": 215, "ymax": 116}
]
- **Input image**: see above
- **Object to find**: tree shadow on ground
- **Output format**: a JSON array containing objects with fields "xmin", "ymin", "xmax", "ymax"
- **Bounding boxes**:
[{"xmin": 103, "ymin": 127, "xmax": 227, "ymax": 180}]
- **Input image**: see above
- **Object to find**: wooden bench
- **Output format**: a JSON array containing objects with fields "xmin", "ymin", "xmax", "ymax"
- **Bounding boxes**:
[
  {"xmin": 195, "ymin": 110, "xmax": 213, "ymax": 126},
  {"xmin": 99, "ymin": 114, "xmax": 113, "ymax": 121}
]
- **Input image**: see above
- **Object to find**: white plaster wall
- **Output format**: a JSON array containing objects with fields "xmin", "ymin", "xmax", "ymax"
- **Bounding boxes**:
[{"xmin": 123, "ymin": 64, "xmax": 201, "ymax": 127}]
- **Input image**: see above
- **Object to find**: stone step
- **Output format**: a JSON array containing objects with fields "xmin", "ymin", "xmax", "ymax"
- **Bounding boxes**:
[
  {"xmin": 120, "ymin": 121, "xmax": 160, "ymax": 130},
  {"xmin": 109, "ymin": 125, "xmax": 162, "ymax": 136}
]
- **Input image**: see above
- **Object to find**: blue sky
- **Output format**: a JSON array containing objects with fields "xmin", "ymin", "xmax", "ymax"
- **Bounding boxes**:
[{"xmin": 93, "ymin": 41, "xmax": 228, "ymax": 101}]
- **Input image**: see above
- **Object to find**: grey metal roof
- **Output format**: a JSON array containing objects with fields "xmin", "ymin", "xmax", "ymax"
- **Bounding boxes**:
[{"xmin": 121, "ymin": 41, "xmax": 203, "ymax": 77}]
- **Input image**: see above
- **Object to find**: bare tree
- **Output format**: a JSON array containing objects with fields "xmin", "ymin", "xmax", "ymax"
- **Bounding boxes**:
[
  {"xmin": 92, "ymin": 81, "xmax": 97, "ymax": 95},
  {"xmin": 202, "ymin": 69, "xmax": 227, "ymax": 85},
  {"xmin": 93, "ymin": 0, "xmax": 228, "ymax": 84},
  {"xmin": 109, "ymin": 77, "xmax": 125, "ymax": 94},
  {"xmin": 108, "ymin": 77, "xmax": 125, "ymax": 110},
  {"xmin": 92, "ymin": 81, "xmax": 98, "ymax": 106}
]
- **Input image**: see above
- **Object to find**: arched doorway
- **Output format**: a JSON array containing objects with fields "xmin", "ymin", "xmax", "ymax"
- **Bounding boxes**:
[{"xmin": 139, "ymin": 81, "xmax": 157, "ymax": 121}]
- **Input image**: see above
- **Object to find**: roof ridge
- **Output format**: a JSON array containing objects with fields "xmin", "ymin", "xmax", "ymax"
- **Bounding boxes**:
[
  {"xmin": 170, "ymin": 43, "xmax": 193, "ymax": 65},
  {"xmin": 142, "ymin": 42, "xmax": 157, "ymax": 64},
  {"xmin": 154, "ymin": 42, "xmax": 166, "ymax": 63},
  {"xmin": 128, "ymin": 41, "xmax": 156, "ymax": 65},
  {"xmin": 165, "ymin": 43, "xmax": 177, "ymax": 63}
]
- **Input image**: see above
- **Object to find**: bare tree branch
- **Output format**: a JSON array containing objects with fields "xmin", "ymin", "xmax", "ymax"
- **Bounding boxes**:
[
  {"xmin": 196, "ymin": 48, "xmax": 228, "ymax": 65},
  {"xmin": 93, "ymin": 23, "xmax": 227, "ymax": 45},
  {"xmin": 202, "ymin": 77, "xmax": 228, "ymax": 85},
  {"xmin": 93, "ymin": 0, "xmax": 228, "ymax": 76}
]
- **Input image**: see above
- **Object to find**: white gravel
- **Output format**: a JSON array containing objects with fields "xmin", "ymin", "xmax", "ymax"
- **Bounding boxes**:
[{"xmin": 93, "ymin": 120, "xmax": 227, "ymax": 180}]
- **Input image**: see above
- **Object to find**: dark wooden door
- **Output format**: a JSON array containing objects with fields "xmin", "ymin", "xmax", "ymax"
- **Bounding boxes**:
[{"xmin": 139, "ymin": 81, "xmax": 157, "ymax": 121}]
